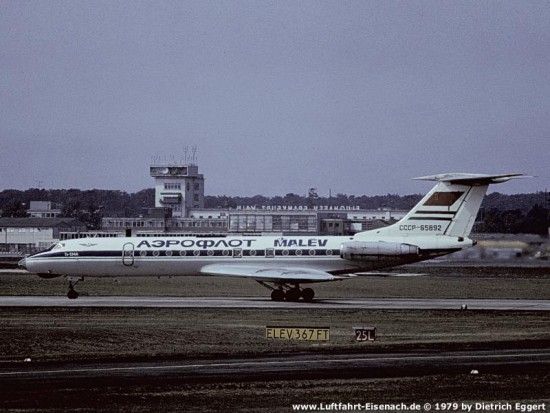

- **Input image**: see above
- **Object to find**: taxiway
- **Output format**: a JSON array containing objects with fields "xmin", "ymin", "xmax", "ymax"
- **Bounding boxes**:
[{"xmin": 1, "ymin": 296, "xmax": 549, "ymax": 310}]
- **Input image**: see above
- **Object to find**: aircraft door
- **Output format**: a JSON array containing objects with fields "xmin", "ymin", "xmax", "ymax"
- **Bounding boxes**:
[{"xmin": 122, "ymin": 242, "xmax": 135, "ymax": 266}]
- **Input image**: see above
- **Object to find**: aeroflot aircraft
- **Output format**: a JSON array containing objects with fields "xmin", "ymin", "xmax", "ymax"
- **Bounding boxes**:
[{"xmin": 19, "ymin": 173, "xmax": 525, "ymax": 301}]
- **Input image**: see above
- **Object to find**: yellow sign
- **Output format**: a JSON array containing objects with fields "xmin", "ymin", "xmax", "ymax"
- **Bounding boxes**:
[{"xmin": 265, "ymin": 326, "xmax": 330, "ymax": 341}]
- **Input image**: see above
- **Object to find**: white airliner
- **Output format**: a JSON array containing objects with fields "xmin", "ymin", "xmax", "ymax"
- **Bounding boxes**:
[{"xmin": 19, "ymin": 173, "xmax": 525, "ymax": 301}]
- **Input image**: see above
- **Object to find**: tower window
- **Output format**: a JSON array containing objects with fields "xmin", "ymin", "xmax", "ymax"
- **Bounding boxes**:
[{"xmin": 164, "ymin": 183, "xmax": 181, "ymax": 190}]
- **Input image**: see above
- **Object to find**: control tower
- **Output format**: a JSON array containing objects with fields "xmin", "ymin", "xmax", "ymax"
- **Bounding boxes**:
[{"xmin": 149, "ymin": 162, "xmax": 204, "ymax": 218}]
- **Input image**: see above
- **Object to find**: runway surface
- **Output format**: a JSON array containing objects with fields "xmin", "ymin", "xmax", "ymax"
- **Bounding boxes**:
[
  {"xmin": 2, "ymin": 349, "xmax": 549, "ymax": 383},
  {"xmin": 1, "ymin": 296, "xmax": 550, "ymax": 310}
]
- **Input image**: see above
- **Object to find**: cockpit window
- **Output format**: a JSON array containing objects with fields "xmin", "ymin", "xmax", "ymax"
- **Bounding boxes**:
[{"xmin": 50, "ymin": 243, "xmax": 64, "ymax": 251}]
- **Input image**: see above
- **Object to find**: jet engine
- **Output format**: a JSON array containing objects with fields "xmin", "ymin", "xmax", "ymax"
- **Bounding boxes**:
[{"xmin": 340, "ymin": 241, "xmax": 419, "ymax": 261}]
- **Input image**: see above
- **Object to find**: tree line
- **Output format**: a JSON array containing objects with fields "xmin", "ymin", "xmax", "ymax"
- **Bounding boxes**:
[{"xmin": 0, "ymin": 188, "xmax": 548, "ymax": 235}]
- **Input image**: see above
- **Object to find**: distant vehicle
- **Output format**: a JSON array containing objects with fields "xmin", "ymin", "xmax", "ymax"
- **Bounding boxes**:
[{"xmin": 19, "ymin": 173, "xmax": 525, "ymax": 301}]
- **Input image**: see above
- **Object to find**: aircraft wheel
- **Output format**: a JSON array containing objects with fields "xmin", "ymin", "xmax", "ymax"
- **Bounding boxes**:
[
  {"xmin": 67, "ymin": 289, "xmax": 79, "ymax": 299},
  {"xmin": 271, "ymin": 289, "xmax": 285, "ymax": 301},
  {"xmin": 301, "ymin": 288, "xmax": 315, "ymax": 302},
  {"xmin": 285, "ymin": 288, "xmax": 301, "ymax": 302}
]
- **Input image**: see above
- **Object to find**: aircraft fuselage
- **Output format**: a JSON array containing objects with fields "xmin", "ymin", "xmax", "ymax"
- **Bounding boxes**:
[{"xmin": 21, "ymin": 234, "xmax": 456, "ymax": 279}]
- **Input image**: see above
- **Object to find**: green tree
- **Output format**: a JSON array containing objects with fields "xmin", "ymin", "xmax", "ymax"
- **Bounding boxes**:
[
  {"xmin": 1, "ymin": 199, "xmax": 28, "ymax": 217},
  {"xmin": 520, "ymin": 204, "xmax": 549, "ymax": 235},
  {"xmin": 61, "ymin": 199, "xmax": 82, "ymax": 218}
]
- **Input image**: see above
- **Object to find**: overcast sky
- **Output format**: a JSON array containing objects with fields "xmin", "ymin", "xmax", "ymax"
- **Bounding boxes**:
[{"xmin": 1, "ymin": 1, "xmax": 548, "ymax": 196}]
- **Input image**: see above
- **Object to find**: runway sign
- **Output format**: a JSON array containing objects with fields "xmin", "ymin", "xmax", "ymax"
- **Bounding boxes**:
[
  {"xmin": 353, "ymin": 326, "xmax": 376, "ymax": 341},
  {"xmin": 265, "ymin": 326, "xmax": 330, "ymax": 341}
]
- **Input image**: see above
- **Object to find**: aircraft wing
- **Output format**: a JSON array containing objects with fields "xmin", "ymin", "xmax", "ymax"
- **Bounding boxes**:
[
  {"xmin": 200, "ymin": 264, "xmax": 355, "ymax": 283},
  {"xmin": 354, "ymin": 272, "xmax": 426, "ymax": 277}
]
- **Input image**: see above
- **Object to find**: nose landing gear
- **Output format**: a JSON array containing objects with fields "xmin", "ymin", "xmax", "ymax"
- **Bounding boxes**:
[{"xmin": 66, "ymin": 276, "xmax": 84, "ymax": 299}]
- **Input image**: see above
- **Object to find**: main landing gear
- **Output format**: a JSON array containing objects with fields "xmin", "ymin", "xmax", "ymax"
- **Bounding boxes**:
[
  {"xmin": 257, "ymin": 281, "xmax": 315, "ymax": 302},
  {"xmin": 66, "ymin": 276, "xmax": 84, "ymax": 299}
]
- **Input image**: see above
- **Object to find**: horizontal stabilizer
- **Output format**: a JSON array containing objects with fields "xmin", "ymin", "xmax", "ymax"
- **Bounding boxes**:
[{"xmin": 413, "ymin": 173, "xmax": 530, "ymax": 185}]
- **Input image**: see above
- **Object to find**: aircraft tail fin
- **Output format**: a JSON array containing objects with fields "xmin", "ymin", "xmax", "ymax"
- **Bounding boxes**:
[{"xmin": 360, "ymin": 173, "xmax": 528, "ymax": 239}]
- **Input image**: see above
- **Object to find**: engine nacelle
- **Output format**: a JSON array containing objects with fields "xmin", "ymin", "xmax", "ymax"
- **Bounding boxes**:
[{"xmin": 340, "ymin": 241, "xmax": 419, "ymax": 261}]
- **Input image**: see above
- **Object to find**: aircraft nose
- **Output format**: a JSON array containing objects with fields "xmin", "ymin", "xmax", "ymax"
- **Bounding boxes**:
[{"xmin": 18, "ymin": 258, "xmax": 27, "ymax": 270}]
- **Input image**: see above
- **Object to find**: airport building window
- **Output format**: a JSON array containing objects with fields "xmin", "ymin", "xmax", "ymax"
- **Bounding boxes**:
[
  {"xmin": 164, "ymin": 183, "xmax": 181, "ymax": 190},
  {"xmin": 228, "ymin": 213, "xmax": 316, "ymax": 234}
]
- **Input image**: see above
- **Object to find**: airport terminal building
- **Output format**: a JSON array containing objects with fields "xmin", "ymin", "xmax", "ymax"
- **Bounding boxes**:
[
  {"xmin": 98, "ymin": 161, "xmax": 406, "ymax": 237},
  {"xmin": 99, "ymin": 208, "xmax": 404, "ymax": 237},
  {"xmin": 0, "ymin": 161, "xmax": 406, "ymax": 252},
  {"xmin": 0, "ymin": 217, "xmax": 86, "ymax": 253}
]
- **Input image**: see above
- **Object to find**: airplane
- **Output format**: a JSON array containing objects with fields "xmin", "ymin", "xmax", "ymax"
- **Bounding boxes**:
[{"xmin": 18, "ymin": 173, "xmax": 526, "ymax": 301}]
